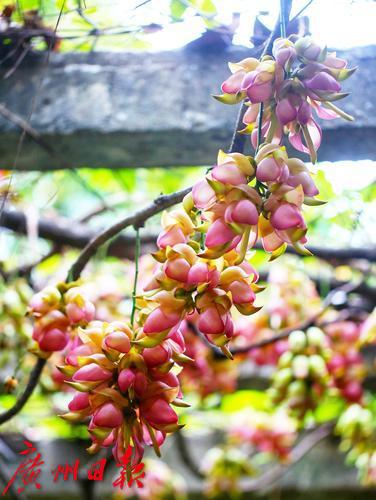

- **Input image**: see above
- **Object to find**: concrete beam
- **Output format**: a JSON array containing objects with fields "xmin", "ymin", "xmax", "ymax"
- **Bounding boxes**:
[{"xmin": 0, "ymin": 45, "xmax": 375, "ymax": 170}]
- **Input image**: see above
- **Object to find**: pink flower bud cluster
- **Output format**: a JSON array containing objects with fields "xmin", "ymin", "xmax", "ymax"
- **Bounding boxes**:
[
  {"xmin": 229, "ymin": 409, "xmax": 297, "ymax": 460},
  {"xmin": 193, "ymin": 146, "xmax": 318, "ymax": 258},
  {"xmin": 28, "ymin": 284, "xmax": 95, "ymax": 353},
  {"xmin": 140, "ymin": 191, "xmax": 263, "ymax": 353},
  {"xmin": 325, "ymin": 321, "xmax": 365, "ymax": 403},
  {"xmin": 60, "ymin": 320, "xmax": 187, "ymax": 465},
  {"xmin": 219, "ymin": 36, "xmax": 355, "ymax": 162}
]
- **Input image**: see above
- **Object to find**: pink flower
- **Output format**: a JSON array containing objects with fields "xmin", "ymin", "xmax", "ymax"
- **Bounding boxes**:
[
  {"xmin": 38, "ymin": 328, "xmax": 68, "ymax": 352},
  {"xmin": 143, "ymin": 308, "xmax": 182, "ymax": 335},
  {"xmin": 241, "ymin": 71, "xmax": 273, "ymax": 103},
  {"xmin": 205, "ymin": 219, "xmax": 238, "ymax": 248},
  {"xmin": 92, "ymin": 402, "xmax": 123, "ymax": 428},
  {"xmin": 276, "ymin": 98, "xmax": 297, "ymax": 125},
  {"xmin": 68, "ymin": 392, "xmax": 90, "ymax": 412},
  {"xmin": 224, "ymin": 199, "xmax": 259, "ymax": 225},
  {"xmin": 192, "ymin": 180, "xmax": 216, "ymax": 209},
  {"xmin": 72, "ymin": 363, "xmax": 113, "ymax": 383},
  {"xmin": 304, "ymin": 72, "xmax": 341, "ymax": 93},
  {"xmin": 118, "ymin": 368, "xmax": 136, "ymax": 393},
  {"xmin": 256, "ymin": 157, "xmax": 283, "ymax": 182},
  {"xmin": 270, "ymin": 203, "xmax": 305, "ymax": 231},
  {"xmin": 141, "ymin": 398, "xmax": 178, "ymax": 427},
  {"xmin": 143, "ymin": 345, "xmax": 171, "ymax": 367},
  {"xmin": 157, "ymin": 225, "xmax": 186, "ymax": 249},
  {"xmin": 212, "ymin": 163, "xmax": 247, "ymax": 185},
  {"xmin": 103, "ymin": 331, "xmax": 131, "ymax": 353}
]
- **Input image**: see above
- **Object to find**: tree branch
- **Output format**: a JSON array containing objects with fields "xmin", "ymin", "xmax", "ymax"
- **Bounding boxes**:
[
  {"xmin": 66, "ymin": 187, "xmax": 192, "ymax": 281},
  {"xmin": 175, "ymin": 430, "xmax": 205, "ymax": 479},
  {"xmin": 244, "ymin": 422, "xmax": 333, "ymax": 491},
  {"xmin": 0, "ymin": 357, "xmax": 46, "ymax": 425},
  {"xmin": 200, "ymin": 280, "xmax": 365, "ymax": 359},
  {"xmin": 0, "ymin": 207, "xmax": 156, "ymax": 261},
  {"xmin": 2, "ymin": 207, "xmax": 375, "ymax": 264}
]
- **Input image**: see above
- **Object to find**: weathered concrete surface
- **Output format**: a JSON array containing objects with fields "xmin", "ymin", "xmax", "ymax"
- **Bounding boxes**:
[{"xmin": 0, "ymin": 45, "xmax": 375, "ymax": 170}]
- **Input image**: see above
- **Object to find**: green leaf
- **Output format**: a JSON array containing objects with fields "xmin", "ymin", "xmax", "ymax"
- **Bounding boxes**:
[
  {"xmin": 314, "ymin": 169, "xmax": 335, "ymax": 200},
  {"xmin": 221, "ymin": 390, "xmax": 269, "ymax": 413}
]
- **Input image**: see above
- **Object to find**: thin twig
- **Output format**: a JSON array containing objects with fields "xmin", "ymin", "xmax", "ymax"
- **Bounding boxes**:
[
  {"xmin": 0, "ymin": 103, "xmax": 56, "ymax": 156},
  {"xmin": 175, "ymin": 431, "xmax": 205, "ymax": 479},
  {"xmin": 130, "ymin": 228, "xmax": 140, "ymax": 327},
  {"xmin": 244, "ymin": 423, "xmax": 333, "ymax": 491},
  {"xmin": 290, "ymin": 0, "xmax": 314, "ymax": 22},
  {"xmin": 204, "ymin": 280, "xmax": 364, "ymax": 359},
  {"xmin": 0, "ymin": 357, "xmax": 46, "ymax": 425},
  {"xmin": 66, "ymin": 186, "xmax": 192, "ymax": 281}
]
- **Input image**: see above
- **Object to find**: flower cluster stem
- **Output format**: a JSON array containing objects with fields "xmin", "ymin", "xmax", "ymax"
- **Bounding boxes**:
[{"xmin": 130, "ymin": 227, "xmax": 140, "ymax": 328}]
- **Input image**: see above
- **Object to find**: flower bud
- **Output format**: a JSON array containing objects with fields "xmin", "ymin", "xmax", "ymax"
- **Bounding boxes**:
[
  {"xmin": 270, "ymin": 203, "xmax": 304, "ymax": 231},
  {"xmin": 72, "ymin": 363, "xmax": 113, "ymax": 383},
  {"xmin": 38, "ymin": 328, "xmax": 68, "ymax": 352},
  {"xmin": 304, "ymin": 72, "xmax": 341, "ymax": 93},
  {"xmin": 212, "ymin": 163, "xmax": 248, "ymax": 186},
  {"xmin": 205, "ymin": 219, "xmax": 237, "ymax": 248},
  {"xmin": 93, "ymin": 402, "xmax": 123, "ymax": 428},
  {"xmin": 273, "ymin": 367, "xmax": 293, "ymax": 388},
  {"xmin": 143, "ymin": 308, "xmax": 181, "ymax": 335},
  {"xmin": 256, "ymin": 157, "xmax": 281, "ymax": 182},
  {"xmin": 68, "ymin": 392, "xmax": 90, "ymax": 412},
  {"xmin": 143, "ymin": 345, "xmax": 171, "ymax": 367},
  {"xmin": 29, "ymin": 286, "xmax": 61, "ymax": 314},
  {"xmin": 292, "ymin": 355, "xmax": 309, "ymax": 379},
  {"xmin": 276, "ymin": 98, "xmax": 297, "ymax": 125},
  {"xmin": 295, "ymin": 37, "xmax": 322, "ymax": 61},
  {"xmin": 141, "ymin": 398, "xmax": 178, "ymax": 426},
  {"xmin": 306, "ymin": 327, "xmax": 326, "ymax": 348},
  {"xmin": 103, "ymin": 331, "xmax": 131, "ymax": 354},
  {"xmin": 224, "ymin": 199, "xmax": 259, "ymax": 225},
  {"xmin": 309, "ymin": 354, "xmax": 327, "ymax": 379},
  {"xmin": 288, "ymin": 330, "xmax": 307, "ymax": 353},
  {"xmin": 278, "ymin": 351, "xmax": 294, "ymax": 368},
  {"xmin": 118, "ymin": 368, "xmax": 136, "ymax": 393}
]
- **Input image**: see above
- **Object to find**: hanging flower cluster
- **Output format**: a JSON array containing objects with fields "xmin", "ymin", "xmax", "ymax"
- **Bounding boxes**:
[
  {"xmin": 229, "ymin": 409, "xmax": 297, "ymax": 460},
  {"xmin": 60, "ymin": 319, "xmax": 187, "ymax": 465},
  {"xmin": 336, "ymin": 404, "xmax": 376, "ymax": 485},
  {"xmin": 269, "ymin": 328, "xmax": 330, "ymax": 418},
  {"xmin": 325, "ymin": 321, "xmax": 365, "ymax": 403},
  {"xmin": 218, "ymin": 36, "xmax": 355, "ymax": 162},
  {"xmin": 202, "ymin": 447, "xmax": 255, "ymax": 498},
  {"xmin": 28, "ymin": 284, "xmax": 95, "ymax": 353},
  {"xmin": 192, "ymin": 145, "xmax": 320, "ymax": 257},
  {"xmin": 140, "ymin": 193, "xmax": 263, "ymax": 354}
]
